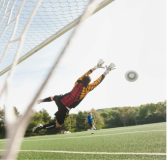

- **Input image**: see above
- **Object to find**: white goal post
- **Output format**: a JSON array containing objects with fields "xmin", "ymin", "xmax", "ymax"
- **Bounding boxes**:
[{"xmin": 0, "ymin": 0, "xmax": 114, "ymax": 76}]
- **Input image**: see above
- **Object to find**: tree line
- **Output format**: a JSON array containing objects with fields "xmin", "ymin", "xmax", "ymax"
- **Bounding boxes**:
[
  {"xmin": 98, "ymin": 100, "xmax": 166, "ymax": 128},
  {"xmin": 0, "ymin": 100, "xmax": 166, "ymax": 138}
]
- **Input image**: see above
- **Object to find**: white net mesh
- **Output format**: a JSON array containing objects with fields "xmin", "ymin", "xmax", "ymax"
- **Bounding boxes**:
[
  {"xmin": 0, "ymin": 0, "xmax": 113, "ymax": 75},
  {"xmin": 0, "ymin": 0, "xmax": 91, "ymax": 73}
]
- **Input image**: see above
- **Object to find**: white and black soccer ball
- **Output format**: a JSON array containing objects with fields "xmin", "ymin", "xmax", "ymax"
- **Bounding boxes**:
[{"xmin": 125, "ymin": 70, "xmax": 138, "ymax": 82}]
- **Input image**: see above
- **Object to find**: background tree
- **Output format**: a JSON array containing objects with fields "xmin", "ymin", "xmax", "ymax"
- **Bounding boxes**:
[
  {"xmin": 76, "ymin": 111, "xmax": 88, "ymax": 129},
  {"xmin": 100, "ymin": 109, "xmax": 109, "ymax": 119},
  {"xmin": 117, "ymin": 107, "xmax": 129, "ymax": 126},
  {"xmin": 0, "ymin": 107, "xmax": 5, "ymax": 135},
  {"xmin": 91, "ymin": 108, "xmax": 104, "ymax": 127},
  {"xmin": 70, "ymin": 114, "xmax": 77, "ymax": 129},
  {"xmin": 146, "ymin": 103, "xmax": 156, "ymax": 117},
  {"xmin": 62, "ymin": 115, "xmax": 72, "ymax": 131},
  {"xmin": 109, "ymin": 110, "xmax": 119, "ymax": 119},
  {"xmin": 157, "ymin": 103, "xmax": 166, "ymax": 120},
  {"xmin": 128, "ymin": 107, "xmax": 139, "ymax": 125},
  {"xmin": 39, "ymin": 109, "xmax": 51, "ymax": 124},
  {"xmin": 100, "ymin": 112, "xmax": 108, "ymax": 119},
  {"xmin": 139, "ymin": 105, "xmax": 148, "ymax": 118}
]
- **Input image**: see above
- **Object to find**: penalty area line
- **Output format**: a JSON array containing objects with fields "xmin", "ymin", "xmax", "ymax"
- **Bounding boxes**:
[{"xmin": 0, "ymin": 150, "xmax": 165, "ymax": 156}]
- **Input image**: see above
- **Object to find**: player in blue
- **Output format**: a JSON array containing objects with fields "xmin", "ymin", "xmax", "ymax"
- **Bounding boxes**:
[{"xmin": 85, "ymin": 112, "xmax": 96, "ymax": 134}]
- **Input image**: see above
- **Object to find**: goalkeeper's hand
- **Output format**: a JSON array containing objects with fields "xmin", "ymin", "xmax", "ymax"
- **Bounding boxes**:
[
  {"xmin": 105, "ymin": 63, "xmax": 116, "ymax": 74},
  {"xmin": 94, "ymin": 59, "xmax": 105, "ymax": 69}
]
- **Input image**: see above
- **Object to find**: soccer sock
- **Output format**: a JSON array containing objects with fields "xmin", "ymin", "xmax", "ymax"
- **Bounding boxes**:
[
  {"xmin": 42, "ymin": 97, "xmax": 52, "ymax": 102},
  {"xmin": 91, "ymin": 128, "xmax": 93, "ymax": 133},
  {"xmin": 93, "ymin": 125, "xmax": 96, "ymax": 130},
  {"xmin": 41, "ymin": 122, "xmax": 56, "ymax": 129}
]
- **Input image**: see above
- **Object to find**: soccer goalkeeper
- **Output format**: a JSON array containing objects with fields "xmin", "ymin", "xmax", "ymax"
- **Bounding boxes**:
[{"xmin": 32, "ymin": 59, "xmax": 116, "ymax": 132}]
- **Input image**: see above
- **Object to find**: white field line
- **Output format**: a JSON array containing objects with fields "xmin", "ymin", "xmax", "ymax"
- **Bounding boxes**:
[
  {"xmin": 0, "ymin": 149, "xmax": 166, "ymax": 156},
  {"xmin": 19, "ymin": 130, "xmax": 165, "ymax": 142}
]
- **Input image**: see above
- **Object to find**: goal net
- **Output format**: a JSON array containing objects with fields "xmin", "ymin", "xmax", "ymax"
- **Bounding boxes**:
[
  {"xmin": 0, "ymin": 0, "xmax": 114, "ymax": 159},
  {"xmin": 0, "ymin": 0, "xmax": 114, "ymax": 76}
]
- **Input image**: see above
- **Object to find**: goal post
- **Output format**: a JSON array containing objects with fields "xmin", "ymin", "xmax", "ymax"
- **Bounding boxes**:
[{"xmin": 0, "ymin": 0, "xmax": 114, "ymax": 76}]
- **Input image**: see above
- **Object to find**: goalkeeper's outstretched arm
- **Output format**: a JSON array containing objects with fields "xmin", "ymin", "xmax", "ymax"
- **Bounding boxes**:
[
  {"xmin": 87, "ymin": 63, "xmax": 116, "ymax": 91},
  {"xmin": 75, "ymin": 59, "xmax": 105, "ymax": 84}
]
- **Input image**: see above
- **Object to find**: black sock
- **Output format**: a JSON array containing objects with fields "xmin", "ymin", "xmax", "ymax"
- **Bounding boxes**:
[
  {"xmin": 43, "ymin": 97, "xmax": 51, "ymax": 102},
  {"xmin": 41, "ymin": 122, "xmax": 56, "ymax": 129}
]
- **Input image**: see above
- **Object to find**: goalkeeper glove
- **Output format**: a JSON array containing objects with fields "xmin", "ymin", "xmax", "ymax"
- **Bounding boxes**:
[
  {"xmin": 94, "ymin": 59, "xmax": 105, "ymax": 69},
  {"xmin": 105, "ymin": 63, "xmax": 116, "ymax": 74}
]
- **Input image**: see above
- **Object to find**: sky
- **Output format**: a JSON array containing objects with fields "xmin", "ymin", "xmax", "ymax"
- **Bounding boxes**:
[{"xmin": 0, "ymin": 0, "xmax": 166, "ymax": 117}]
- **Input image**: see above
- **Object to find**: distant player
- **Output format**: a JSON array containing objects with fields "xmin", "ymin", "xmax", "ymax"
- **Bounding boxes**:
[
  {"xmin": 85, "ymin": 112, "xmax": 96, "ymax": 134},
  {"xmin": 32, "ymin": 59, "xmax": 116, "ymax": 132}
]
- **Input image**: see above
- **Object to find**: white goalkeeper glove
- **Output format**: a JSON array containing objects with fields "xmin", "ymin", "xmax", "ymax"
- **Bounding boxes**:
[
  {"xmin": 37, "ymin": 99, "xmax": 43, "ymax": 104},
  {"xmin": 105, "ymin": 63, "xmax": 116, "ymax": 74},
  {"xmin": 94, "ymin": 59, "xmax": 105, "ymax": 69}
]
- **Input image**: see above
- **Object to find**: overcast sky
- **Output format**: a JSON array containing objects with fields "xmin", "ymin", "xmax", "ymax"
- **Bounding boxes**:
[{"xmin": 0, "ymin": 0, "xmax": 166, "ymax": 117}]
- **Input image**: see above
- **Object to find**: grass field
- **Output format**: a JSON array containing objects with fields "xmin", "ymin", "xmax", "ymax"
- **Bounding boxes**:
[{"xmin": 0, "ymin": 122, "xmax": 166, "ymax": 159}]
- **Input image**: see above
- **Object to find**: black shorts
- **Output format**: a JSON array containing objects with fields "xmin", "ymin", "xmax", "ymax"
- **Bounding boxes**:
[
  {"xmin": 88, "ymin": 121, "xmax": 93, "ymax": 127},
  {"xmin": 53, "ymin": 95, "xmax": 69, "ymax": 125}
]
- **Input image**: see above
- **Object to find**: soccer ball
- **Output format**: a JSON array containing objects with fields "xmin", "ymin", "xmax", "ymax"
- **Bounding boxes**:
[{"xmin": 125, "ymin": 70, "xmax": 138, "ymax": 82}]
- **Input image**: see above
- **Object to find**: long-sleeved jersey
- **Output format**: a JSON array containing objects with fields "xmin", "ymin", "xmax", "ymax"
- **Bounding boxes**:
[{"xmin": 60, "ymin": 69, "xmax": 105, "ymax": 109}]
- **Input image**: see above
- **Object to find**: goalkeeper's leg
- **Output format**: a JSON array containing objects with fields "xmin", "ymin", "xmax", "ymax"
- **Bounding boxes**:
[
  {"xmin": 37, "ymin": 96, "xmax": 55, "ymax": 104},
  {"xmin": 32, "ymin": 102, "xmax": 69, "ymax": 132},
  {"xmin": 32, "ymin": 121, "xmax": 62, "ymax": 132}
]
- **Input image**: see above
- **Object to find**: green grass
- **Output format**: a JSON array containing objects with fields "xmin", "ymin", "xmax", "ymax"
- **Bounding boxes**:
[{"xmin": 0, "ymin": 122, "xmax": 166, "ymax": 159}]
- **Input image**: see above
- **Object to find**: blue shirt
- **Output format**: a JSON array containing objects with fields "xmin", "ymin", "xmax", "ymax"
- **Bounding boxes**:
[{"xmin": 87, "ymin": 115, "xmax": 93, "ymax": 122}]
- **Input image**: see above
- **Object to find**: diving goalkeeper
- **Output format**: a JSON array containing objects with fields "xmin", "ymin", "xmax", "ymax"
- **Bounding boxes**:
[{"xmin": 32, "ymin": 59, "xmax": 116, "ymax": 132}]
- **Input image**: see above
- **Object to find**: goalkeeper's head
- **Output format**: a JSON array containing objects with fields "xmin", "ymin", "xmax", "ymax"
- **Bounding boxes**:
[{"xmin": 82, "ymin": 75, "xmax": 91, "ymax": 86}]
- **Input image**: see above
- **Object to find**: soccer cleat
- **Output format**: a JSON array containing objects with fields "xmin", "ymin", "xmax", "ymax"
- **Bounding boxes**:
[
  {"xmin": 32, "ymin": 124, "xmax": 43, "ymax": 132},
  {"xmin": 37, "ymin": 124, "xmax": 43, "ymax": 128},
  {"xmin": 91, "ymin": 133, "xmax": 94, "ymax": 134},
  {"xmin": 32, "ymin": 127, "xmax": 37, "ymax": 132}
]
